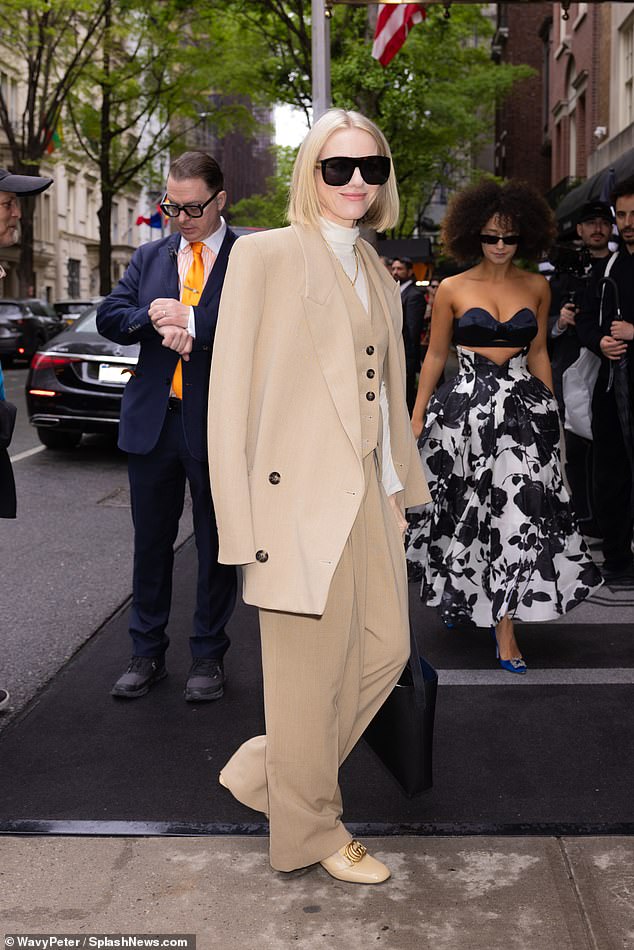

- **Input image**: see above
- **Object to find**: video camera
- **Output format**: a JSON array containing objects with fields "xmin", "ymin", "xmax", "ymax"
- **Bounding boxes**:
[{"xmin": 548, "ymin": 243, "xmax": 593, "ymax": 280}]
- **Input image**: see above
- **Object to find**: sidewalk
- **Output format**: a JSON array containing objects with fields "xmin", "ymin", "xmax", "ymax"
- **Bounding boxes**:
[{"xmin": 2, "ymin": 834, "xmax": 633, "ymax": 949}]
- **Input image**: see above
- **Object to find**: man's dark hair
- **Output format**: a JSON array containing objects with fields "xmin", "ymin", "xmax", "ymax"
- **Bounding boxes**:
[
  {"xmin": 392, "ymin": 256, "xmax": 413, "ymax": 269},
  {"xmin": 169, "ymin": 151, "xmax": 224, "ymax": 193},
  {"xmin": 441, "ymin": 179, "xmax": 556, "ymax": 264},
  {"xmin": 612, "ymin": 174, "xmax": 634, "ymax": 205}
]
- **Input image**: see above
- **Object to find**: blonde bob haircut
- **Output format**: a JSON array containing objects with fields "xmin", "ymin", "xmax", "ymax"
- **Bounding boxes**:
[{"xmin": 287, "ymin": 108, "xmax": 399, "ymax": 232}]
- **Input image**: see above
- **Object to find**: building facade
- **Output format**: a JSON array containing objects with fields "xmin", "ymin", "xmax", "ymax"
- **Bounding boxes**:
[{"xmin": 0, "ymin": 44, "xmax": 274, "ymax": 301}]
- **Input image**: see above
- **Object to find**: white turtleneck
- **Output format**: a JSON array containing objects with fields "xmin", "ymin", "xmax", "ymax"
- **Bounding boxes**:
[{"xmin": 318, "ymin": 217, "xmax": 403, "ymax": 496}]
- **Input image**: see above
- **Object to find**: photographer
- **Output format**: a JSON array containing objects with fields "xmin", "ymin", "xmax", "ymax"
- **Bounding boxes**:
[
  {"xmin": 577, "ymin": 178, "xmax": 634, "ymax": 581},
  {"xmin": 549, "ymin": 200, "xmax": 613, "ymax": 536}
]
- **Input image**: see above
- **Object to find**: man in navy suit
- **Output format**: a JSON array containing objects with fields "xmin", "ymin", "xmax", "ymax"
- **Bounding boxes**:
[
  {"xmin": 97, "ymin": 151, "xmax": 237, "ymax": 701},
  {"xmin": 391, "ymin": 256, "xmax": 426, "ymax": 413}
]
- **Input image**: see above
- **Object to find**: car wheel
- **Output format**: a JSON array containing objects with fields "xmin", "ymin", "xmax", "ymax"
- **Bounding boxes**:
[{"xmin": 36, "ymin": 428, "xmax": 82, "ymax": 449}]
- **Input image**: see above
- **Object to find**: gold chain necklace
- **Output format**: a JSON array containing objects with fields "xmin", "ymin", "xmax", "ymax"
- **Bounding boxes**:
[{"xmin": 322, "ymin": 237, "xmax": 359, "ymax": 286}]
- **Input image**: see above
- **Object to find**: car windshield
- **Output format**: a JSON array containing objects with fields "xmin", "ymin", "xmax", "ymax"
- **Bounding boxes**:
[
  {"xmin": 54, "ymin": 301, "xmax": 90, "ymax": 315},
  {"xmin": 0, "ymin": 304, "xmax": 22, "ymax": 317},
  {"xmin": 72, "ymin": 306, "xmax": 99, "ymax": 332}
]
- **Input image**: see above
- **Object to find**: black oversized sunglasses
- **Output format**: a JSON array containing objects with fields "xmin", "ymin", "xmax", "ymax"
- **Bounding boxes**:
[
  {"xmin": 480, "ymin": 233, "xmax": 520, "ymax": 246},
  {"xmin": 316, "ymin": 155, "xmax": 391, "ymax": 187},
  {"xmin": 159, "ymin": 188, "xmax": 221, "ymax": 218}
]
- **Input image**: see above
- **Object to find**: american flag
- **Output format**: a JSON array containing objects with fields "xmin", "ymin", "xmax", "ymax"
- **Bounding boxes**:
[{"xmin": 372, "ymin": 3, "xmax": 426, "ymax": 67}]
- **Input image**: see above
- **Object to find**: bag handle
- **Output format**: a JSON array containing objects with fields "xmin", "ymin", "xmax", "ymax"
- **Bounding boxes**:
[{"xmin": 407, "ymin": 619, "xmax": 428, "ymax": 711}]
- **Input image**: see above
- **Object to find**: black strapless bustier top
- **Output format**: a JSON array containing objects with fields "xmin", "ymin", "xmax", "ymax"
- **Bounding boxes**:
[{"xmin": 453, "ymin": 307, "xmax": 538, "ymax": 348}]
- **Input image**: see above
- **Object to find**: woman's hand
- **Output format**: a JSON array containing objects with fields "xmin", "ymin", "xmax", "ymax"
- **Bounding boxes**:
[
  {"xmin": 411, "ymin": 414, "xmax": 424, "ymax": 439},
  {"xmin": 388, "ymin": 493, "xmax": 408, "ymax": 536}
]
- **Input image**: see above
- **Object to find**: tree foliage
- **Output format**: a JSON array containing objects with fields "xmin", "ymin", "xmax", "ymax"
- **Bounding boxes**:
[
  {"xmin": 0, "ymin": 0, "xmax": 109, "ymax": 293},
  {"xmin": 67, "ymin": 0, "xmax": 268, "ymax": 292},
  {"xmin": 216, "ymin": 1, "xmax": 532, "ymax": 236}
]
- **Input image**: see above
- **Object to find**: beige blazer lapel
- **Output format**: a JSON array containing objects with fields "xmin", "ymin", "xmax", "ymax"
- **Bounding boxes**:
[{"xmin": 294, "ymin": 224, "xmax": 362, "ymax": 461}]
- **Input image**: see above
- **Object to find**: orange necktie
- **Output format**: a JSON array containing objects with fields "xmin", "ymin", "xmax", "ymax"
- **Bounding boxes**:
[{"xmin": 173, "ymin": 241, "xmax": 205, "ymax": 399}]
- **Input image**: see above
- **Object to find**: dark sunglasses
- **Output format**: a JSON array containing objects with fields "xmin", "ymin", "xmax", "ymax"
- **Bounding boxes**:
[
  {"xmin": 159, "ymin": 188, "xmax": 221, "ymax": 218},
  {"xmin": 316, "ymin": 155, "xmax": 391, "ymax": 187},
  {"xmin": 480, "ymin": 233, "xmax": 520, "ymax": 246}
]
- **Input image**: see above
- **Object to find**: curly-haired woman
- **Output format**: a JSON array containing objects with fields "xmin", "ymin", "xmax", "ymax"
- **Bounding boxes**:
[{"xmin": 406, "ymin": 180, "xmax": 602, "ymax": 672}]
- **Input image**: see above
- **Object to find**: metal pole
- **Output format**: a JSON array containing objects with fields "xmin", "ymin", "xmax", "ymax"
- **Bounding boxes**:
[{"xmin": 312, "ymin": 0, "xmax": 331, "ymax": 120}]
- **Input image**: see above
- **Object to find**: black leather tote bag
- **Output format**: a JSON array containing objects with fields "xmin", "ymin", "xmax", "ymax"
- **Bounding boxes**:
[{"xmin": 364, "ymin": 621, "xmax": 438, "ymax": 797}]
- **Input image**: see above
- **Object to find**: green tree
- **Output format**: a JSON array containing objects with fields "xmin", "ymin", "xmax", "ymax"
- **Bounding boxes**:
[
  {"xmin": 0, "ymin": 0, "xmax": 108, "ymax": 295},
  {"xmin": 67, "ymin": 0, "xmax": 264, "ymax": 293},
  {"xmin": 215, "ymin": 2, "xmax": 531, "ymax": 236}
]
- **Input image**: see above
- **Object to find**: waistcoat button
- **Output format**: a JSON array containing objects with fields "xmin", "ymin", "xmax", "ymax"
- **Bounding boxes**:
[
  {"xmin": 268, "ymin": 472, "xmax": 281, "ymax": 484},
  {"xmin": 366, "ymin": 369, "xmax": 375, "ymax": 378},
  {"xmin": 255, "ymin": 550, "xmax": 269, "ymax": 563},
  {"xmin": 366, "ymin": 345, "xmax": 375, "ymax": 355},
  {"xmin": 366, "ymin": 391, "xmax": 376, "ymax": 401}
]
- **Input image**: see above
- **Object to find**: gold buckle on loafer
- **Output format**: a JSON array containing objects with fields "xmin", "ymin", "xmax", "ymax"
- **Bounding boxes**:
[{"xmin": 341, "ymin": 840, "xmax": 368, "ymax": 865}]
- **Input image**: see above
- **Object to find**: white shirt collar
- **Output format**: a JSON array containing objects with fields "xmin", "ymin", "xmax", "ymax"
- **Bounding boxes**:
[
  {"xmin": 399, "ymin": 279, "xmax": 413, "ymax": 293},
  {"xmin": 179, "ymin": 216, "xmax": 227, "ymax": 255}
]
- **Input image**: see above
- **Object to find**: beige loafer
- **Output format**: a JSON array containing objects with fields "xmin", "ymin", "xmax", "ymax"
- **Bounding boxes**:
[{"xmin": 320, "ymin": 840, "xmax": 390, "ymax": 884}]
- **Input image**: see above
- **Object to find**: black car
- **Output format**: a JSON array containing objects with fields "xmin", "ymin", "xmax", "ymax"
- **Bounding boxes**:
[
  {"xmin": 0, "ymin": 298, "xmax": 65, "ymax": 364},
  {"xmin": 25, "ymin": 305, "xmax": 138, "ymax": 449}
]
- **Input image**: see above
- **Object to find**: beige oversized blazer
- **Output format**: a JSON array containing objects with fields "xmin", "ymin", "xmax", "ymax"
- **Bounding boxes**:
[{"xmin": 208, "ymin": 223, "xmax": 431, "ymax": 615}]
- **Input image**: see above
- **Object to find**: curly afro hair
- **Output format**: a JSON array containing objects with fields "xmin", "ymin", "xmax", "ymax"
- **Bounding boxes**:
[{"xmin": 441, "ymin": 179, "xmax": 557, "ymax": 264}]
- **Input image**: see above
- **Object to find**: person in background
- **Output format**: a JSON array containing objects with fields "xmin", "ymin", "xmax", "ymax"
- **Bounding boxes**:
[
  {"xmin": 391, "ymin": 256, "xmax": 426, "ymax": 412},
  {"xmin": 407, "ymin": 180, "xmax": 602, "ymax": 672},
  {"xmin": 208, "ymin": 109, "xmax": 429, "ymax": 884},
  {"xmin": 548, "ymin": 200, "xmax": 613, "ymax": 537},
  {"xmin": 576, "ymin": 176, "xmax": 634, "ymax": 581},
  {"xmin": 97, "ymin": 151, "xmax": 238, "ymax": 702},
  {"xmin": 0, "ymin": 165, "xmax": 54, "ymax": 714}
]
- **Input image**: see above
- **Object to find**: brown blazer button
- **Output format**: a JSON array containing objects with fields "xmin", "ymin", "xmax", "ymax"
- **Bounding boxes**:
[
  {"xmin": 366, "ymin": 391, "xmax": 376, "ymax": 401},
  {"xmin": 256, "ymin": 550, "xmax": 269, "ymax": 563},
  {"xmin": 366, "ymin": 345, "xmax": 375, "ymax": 355},
  {"xmin": 366, "ymin": 369, "xmax": 375, "ymax": 378},
  {"xmin": 268, "ymin": 472, "xmax": 281, "ymax": 484}
]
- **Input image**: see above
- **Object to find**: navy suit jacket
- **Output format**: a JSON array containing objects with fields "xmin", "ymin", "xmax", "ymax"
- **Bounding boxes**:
[
  {"xmin": 400, "ymin": 281, "xmax": 426, "ymax": 372},
  {"xmin": 97, "ymin": 228, "xmax": 237, "ymax": 460}
]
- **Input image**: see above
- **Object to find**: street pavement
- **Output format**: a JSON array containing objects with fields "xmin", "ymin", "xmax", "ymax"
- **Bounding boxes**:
[
  {"xmin": 1, "ymin": 364, "xmax": 633, "ymax": 949},
  {"xmin": 2, "ymin": 835, "xmax": 633, "ymax": 948}
]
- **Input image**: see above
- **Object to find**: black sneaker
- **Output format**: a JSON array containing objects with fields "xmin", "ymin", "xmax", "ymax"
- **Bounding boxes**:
[
  {"xmin": 111, "ymin": 656, "xmax": 167, "ymax": 699},
  {"xmin": 184, "ymin": 659, "xmax": 225, "ymax": 702},
  {"xmin": 0, "ymin": 688, "xmax": 9, "ymax": 711}
]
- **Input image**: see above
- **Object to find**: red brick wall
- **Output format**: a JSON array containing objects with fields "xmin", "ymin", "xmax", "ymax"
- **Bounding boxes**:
[
  {"xmin": 548, "ymin": 2, "xmax": 597, "ymax": 186},
  {"xmin": 494, "ymin": 2, "xmax": 551, "ymax": 192}
]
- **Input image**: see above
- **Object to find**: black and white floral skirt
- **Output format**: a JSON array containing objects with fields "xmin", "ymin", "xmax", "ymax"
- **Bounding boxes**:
[{"xmin": 406, "ymin": 347, "xmax": 603, "ymax": 626}]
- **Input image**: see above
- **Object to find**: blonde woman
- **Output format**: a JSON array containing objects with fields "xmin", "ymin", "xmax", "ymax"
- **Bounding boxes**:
[{"xmin": 208, "ymin": 109, "xmax": 429, "ymax": 883}]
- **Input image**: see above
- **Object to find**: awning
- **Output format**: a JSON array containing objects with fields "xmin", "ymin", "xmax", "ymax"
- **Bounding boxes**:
[{"xmin": 556, "ymin": 148, "xmax": 634, "ymax": 234}]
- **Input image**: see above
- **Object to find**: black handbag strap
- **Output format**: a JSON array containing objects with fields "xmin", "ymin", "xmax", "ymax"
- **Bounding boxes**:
[{"xmin": 407, "ymin": 618, "xmax": 428, "ymax": 711}]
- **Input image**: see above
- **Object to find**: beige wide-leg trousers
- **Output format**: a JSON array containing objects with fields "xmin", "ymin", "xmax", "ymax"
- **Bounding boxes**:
[{"xmin": 220, "ymin": 453, "xmax": 410, "ymax": 871}]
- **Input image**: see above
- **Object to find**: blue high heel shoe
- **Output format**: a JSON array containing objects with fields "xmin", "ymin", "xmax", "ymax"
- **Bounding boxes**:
[{"xmin": 489, "ymin": 625, "xmax": 527, "ymax": 675}]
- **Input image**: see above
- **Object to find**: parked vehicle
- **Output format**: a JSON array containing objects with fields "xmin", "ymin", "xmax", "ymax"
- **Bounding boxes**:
[
  {"xmin": 0, "ymin": 299, "xmax": 65, "ymax": 364},
  {"xmin": 25, "ymin": 305, "xmax": 138, "ymax": 449},
  {"xmin": 53, "ymin": 299, "xmax": 95, "ymax": 326}
]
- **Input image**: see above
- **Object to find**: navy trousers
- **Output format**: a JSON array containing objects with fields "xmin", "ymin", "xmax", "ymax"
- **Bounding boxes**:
[
  {"xmin": 591, "ymin": 384, "xmax": 634, "ymax": 572},
  {"xmin": 127, "ymin": 405, "xmax": 237, "ymax": 660}
]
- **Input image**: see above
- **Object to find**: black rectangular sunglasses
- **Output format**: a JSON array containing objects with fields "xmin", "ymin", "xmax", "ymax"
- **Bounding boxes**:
[
  {"xmin": 317, "ymin": 155, "xmax": 391, "ymax": 187},
  {"xmin": 479, "ymin": 233, "xmax": 520, "ymax": 245}
]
